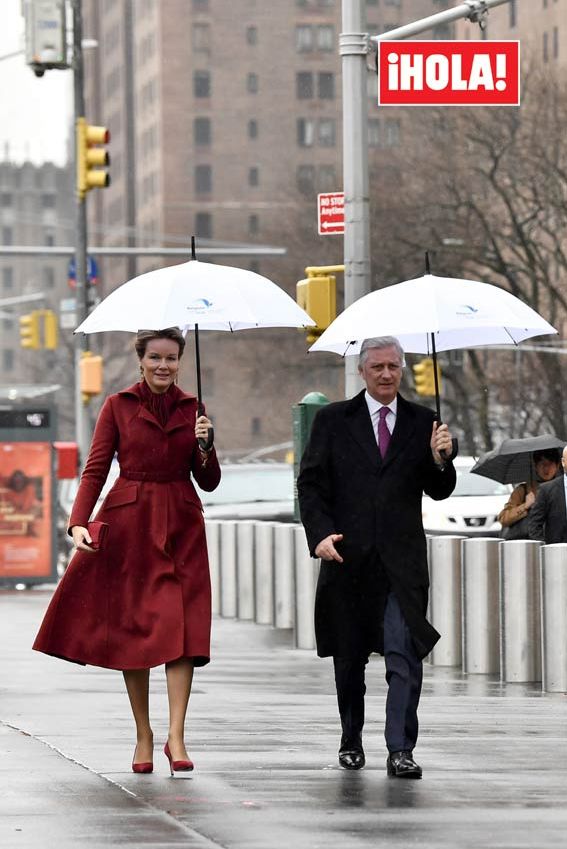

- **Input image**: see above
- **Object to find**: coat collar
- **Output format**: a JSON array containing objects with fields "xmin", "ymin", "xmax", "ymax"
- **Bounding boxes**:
[
  {"xmin": 345, "ymin": 390, "xmax": 416, "ymax": 471},
  {"xmin": 118, "ymin": 382, "xmax": 198, "ymax": 433}
]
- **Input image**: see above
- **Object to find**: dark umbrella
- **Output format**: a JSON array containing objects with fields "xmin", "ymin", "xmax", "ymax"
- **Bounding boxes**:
[{"xmin": 470, "ymin": 435, "xmax": 565, "ymax": 484}]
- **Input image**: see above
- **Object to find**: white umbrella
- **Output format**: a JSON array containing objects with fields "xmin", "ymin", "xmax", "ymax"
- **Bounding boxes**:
[
  {"xmin": 309, "ymin": 271, "xmax": 557, "ymax": 423},
  {"xmin": 75, "ymin": 242, "xmax": 315, "ymax": 410},
  {"xmin": 309, "ymin": 274, "xmax": 557, "ymax": 357}
]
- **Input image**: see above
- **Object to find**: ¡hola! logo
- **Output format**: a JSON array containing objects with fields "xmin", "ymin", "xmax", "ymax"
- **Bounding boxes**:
[{"xmin": 377, "ymin": 41, "xmax": 520, "ymax": 106}]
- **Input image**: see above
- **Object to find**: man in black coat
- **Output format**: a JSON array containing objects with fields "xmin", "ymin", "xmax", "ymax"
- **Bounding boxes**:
[
  {"xmin": 297, "ymin": 337, "xmax": 456, "ymax": 778},
  {"xmin": 528, "ymin": 445, "xmax": 567, "ymax": 543}
]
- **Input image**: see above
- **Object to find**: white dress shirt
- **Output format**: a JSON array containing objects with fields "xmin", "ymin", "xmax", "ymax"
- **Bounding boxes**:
[{"xmin": 364, "ymin": 391, "xmax": 397, "ymax": 450}]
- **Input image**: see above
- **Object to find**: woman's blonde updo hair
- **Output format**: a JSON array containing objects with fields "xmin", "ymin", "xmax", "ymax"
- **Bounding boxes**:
[{"xmin": 134, "ymin": 327, "xmax": 186, "ymax": 359}]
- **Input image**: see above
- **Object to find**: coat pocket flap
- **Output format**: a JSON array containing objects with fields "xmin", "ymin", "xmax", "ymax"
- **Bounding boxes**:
[
  {"xmin": 183, "ymin": 490, "xmax": 203, "ymax": 510},
  {"xmin": 104, "ymin": 484, "xmax": 138, "ymax": 509}
]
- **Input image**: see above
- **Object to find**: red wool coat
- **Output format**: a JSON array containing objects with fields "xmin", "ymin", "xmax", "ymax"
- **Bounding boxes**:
[{"xmin": 33, "ymin": 383, "xmax": 221, "ymax": 670}]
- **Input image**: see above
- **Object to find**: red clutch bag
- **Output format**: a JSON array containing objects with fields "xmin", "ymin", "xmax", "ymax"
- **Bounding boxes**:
[{"xmin": 87, "ymin": 521, "xmax": 109, "ymax": 551}]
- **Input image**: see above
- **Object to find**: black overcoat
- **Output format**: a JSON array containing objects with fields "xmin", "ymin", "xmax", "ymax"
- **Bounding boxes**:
[
  {"xmin": 528, "ymin": 475, "xmax": 567, "ymax": 543},
  {"xmin": 297, "ymin": 390, "xmax": 456, "ymax": 660}
]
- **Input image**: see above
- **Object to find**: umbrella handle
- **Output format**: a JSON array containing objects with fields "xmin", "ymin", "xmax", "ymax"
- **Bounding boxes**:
[
  {"xmin": 197, "ymin": 401, "xmax": 215, "ymax": 452},
  {"xmin": 440, "ymin": 437, "xmax": 459, "ymax": 463}
]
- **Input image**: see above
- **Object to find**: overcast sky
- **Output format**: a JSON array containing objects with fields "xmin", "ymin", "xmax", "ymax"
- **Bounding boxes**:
[{"xmin": 0, "ymin": 1, "xmax": 72, "ymax": 165}]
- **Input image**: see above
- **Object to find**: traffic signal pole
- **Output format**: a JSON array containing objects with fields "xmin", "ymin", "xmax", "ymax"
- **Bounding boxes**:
[
  {"xmin": 72, "ymin": 0, "xmax": 90, "ymax": 465},
  {"xmin": 339, "ymin": 0, "xmax": 514, "ymax": 399}
]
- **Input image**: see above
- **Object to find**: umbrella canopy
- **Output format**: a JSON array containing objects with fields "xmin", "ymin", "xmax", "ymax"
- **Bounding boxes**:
[
  {"xmin": 75, "ymin": 259, "xmax": 315, "ymax": 335},
  {"xmin": 470, "ymin": 435, "xmax": 566, "ymax": 484},
  {"xmin": 308, "ymin": 274, "xmax": 557, "ymax": 357}
]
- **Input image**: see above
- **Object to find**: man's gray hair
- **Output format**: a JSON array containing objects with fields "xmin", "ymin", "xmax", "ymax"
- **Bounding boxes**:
[{"xmin": 358, "ymin": 336, "xmax": 405, "ymax": 368}]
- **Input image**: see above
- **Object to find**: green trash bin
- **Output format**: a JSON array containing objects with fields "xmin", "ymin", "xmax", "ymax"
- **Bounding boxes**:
[{"xmin": 292, "ymin": 392, "xmax": 330, "ymax": 522}]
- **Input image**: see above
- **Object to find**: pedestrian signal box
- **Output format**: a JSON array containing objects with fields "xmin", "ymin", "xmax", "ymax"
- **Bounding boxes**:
[{"xmin": 292, "ymin": 392, "xmax": 329, "ymax": 521}]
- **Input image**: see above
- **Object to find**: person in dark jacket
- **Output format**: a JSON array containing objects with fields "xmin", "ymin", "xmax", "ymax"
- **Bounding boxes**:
[
  {"xmin": 528, "ymin": 445, "xmax": 567, "ymax": 543},
  {"xmin": 34, "ymin": 327, "xmax": 221, "ymax": 776},
  {"xmin": 297, "ymin": 336, "xmax": 456, "ymax": 778}
]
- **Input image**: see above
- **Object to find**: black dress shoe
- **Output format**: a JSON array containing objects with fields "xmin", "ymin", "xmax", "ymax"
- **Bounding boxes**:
[
  {"xmin": 386, "ymin": 750, "xmax": 422, "ymax": 779},
  {"xmin": 339, "ymin": 738, "xmax": 365, "ymax": 770}
]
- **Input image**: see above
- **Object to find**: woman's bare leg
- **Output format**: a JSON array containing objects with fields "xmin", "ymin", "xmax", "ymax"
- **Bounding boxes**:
[
  {"xmin": 165, "ymin": 657, "xmax": 194, "ymax": 760},
  {"xmin": 123, "ymin": 668, "xmax": 153, "ymax": 763}
]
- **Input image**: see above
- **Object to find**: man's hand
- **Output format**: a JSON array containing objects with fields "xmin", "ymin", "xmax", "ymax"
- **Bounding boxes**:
[
  {"xmin": 431, "ymin": 422, "xmax": 453, "ymax": 465},
  {"xmin": 315, "ymin": 533, "xmax": 344, "ymax": 563}
]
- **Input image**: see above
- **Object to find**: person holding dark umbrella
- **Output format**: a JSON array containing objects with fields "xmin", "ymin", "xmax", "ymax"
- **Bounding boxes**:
[
  {"xmin": 498, "ymin": 449, "xmax": 561, "ymax": 540},
  {"xmin": 528, "ymin": 445, "xmax": 567, "ymax": 544},
  {"xmin": 34, "ymin": 327, "xmax": 220, "ymax": 776},
  {"xmin": 297, "ymin": 336, "xmax": 456, "ymax": 778}
]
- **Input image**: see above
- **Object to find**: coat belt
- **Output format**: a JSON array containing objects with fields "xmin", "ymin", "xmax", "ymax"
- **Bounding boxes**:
[{"xmin": 120, "ymin": 470, "xmax": 188, "ymax": 482}]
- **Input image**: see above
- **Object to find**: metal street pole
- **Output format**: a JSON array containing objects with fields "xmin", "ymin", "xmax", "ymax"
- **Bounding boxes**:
[
  {"xmin": 340, "ymin": 0, "xmax": 370, "ymax": 399},
  {"xmin": 71, "ymin": 0, "xmax": 90, "ymax": 466},
  {"xmin": 340, "ymin": 0, "xmax": 515, "ymax": 399}
]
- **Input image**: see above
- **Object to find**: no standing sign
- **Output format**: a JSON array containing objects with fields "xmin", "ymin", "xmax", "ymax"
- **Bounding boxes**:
[{"xmin": 318, "ymin": 192, "xmax": 345, "ymax": 236}]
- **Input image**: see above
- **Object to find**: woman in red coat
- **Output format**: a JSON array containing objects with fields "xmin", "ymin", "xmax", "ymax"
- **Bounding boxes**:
[{"xmin": 33, "ymin": 327, "xmax": 221, "ymax": 775}]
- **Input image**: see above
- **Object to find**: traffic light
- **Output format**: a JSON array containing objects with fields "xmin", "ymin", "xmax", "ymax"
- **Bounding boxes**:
[
  {"xmin": 19, "ymin": 312, "xmax": 40, "ymax": 349},
  {"xmin": 76, "ymin": 117, "xmax": 111, "ymax": 199},
  {"xmin": 80, "ymin": 352, "xmax": 103, "ymax": 402},
  {"xmin": 413, "ymin": 357, "xmax": 441, "ymax": 397},
  {"xmin": 296, "ymin": 269, "xmax": 338, "ymax": 344},
  {"xmin": 43, "ymin": 309, "xmax": 58, "ymax": 350}
]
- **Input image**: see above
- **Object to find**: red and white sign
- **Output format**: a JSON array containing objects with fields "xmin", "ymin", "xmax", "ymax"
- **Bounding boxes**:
[
  {"xmin": 377, "ymin": 41, "xmax": 520, "ymax": 106},
  {"xmin": 318, "ymin": 192, "xmax": 344, "ymax": 235}
]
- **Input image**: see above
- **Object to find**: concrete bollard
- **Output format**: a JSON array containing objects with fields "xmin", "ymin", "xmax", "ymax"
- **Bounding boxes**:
[
  {"xmin": 294, "ymin": 525, "xmax": 319, "ymax": 650},
  {"xmin": 540, "ymin": 544, "xmax": 567, "ymax": 693},
  {"xmin": 205, "ymin": 520, "xmax": 221, "ymax": 616},
  {"xmin": 429, "ymin": 535, "xmax": 466, "ymax": 667},
  {"xmin": 462, "ymin": 538, "xmax": 502, "ymax": 675},
  {"xmin": 219, "ymin": 521, "xmax": 237, "ymax": 618},
  {"xmin": 236, "ymin": 521, "xmax": 256, "ymax": 620},
  {"xmin": 254, "ymin": 522, "xmax": 274, "ymax": 625},
  {"xmin": 274, "ymin": 523, "xmax": 295, "ymax": 629},
  {"xmin": 499, "ymin": 540, "xmax": 542, "ymax": 683}
]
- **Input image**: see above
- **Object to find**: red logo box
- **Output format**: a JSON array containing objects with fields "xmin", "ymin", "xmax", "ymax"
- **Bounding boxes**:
[
  {"xmin": 318, "ymin": 192, "xmax": 345, "ymax": 236},
  {"xmin": 378, "ymin": 41, "xmax": 520, "ymax": 106}
]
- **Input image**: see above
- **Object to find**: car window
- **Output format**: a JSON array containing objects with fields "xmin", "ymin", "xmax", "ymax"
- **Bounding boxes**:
[
  {"xmin": 196, "ymin": 466, "xmax": 293, "ymax": 505},
  {"xmin": 453, "ymin": 470, "xmax": 510, "ymax": 497}
]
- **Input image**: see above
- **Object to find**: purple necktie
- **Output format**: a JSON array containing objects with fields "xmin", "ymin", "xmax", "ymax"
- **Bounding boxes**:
[{"xmin": 378, "ymin": 406, "xmax": 391, "ymax": 459}]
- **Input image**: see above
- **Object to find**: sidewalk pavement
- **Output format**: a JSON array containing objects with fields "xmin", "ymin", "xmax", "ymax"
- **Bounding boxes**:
[{"xmin": 1, "ymin": 587, "xmax": 567, "ymax": 849}]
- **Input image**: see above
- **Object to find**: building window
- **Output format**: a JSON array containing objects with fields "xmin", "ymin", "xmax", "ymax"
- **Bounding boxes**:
[
  {"xmin": 3, "ymin": 350, "xmax": 14, "ymax": 371},
  {"xmin": 317, "ymin": 25, "xmax": 334, "ymax": 51},
  {"xmin": 3, "ymin": 317, "xmax": 13, "ymax": 330},
  {"xmin": 45, "ymin": 232, "xmax": 55, "ymax": 247},
  {"xmin": 318, "ymin": 118, "xmax": 336, "ymax": 147},
  {"xmin": 247, "ymin": 72, "xmax": 259, "ymax": 93},
  {"xmin": 194, "ymin": 70, "xmax": 211, "ymax": 97},
  {"xmin": 248, "ymin": 167, "xmax": 259, "ymax": 187},
  {"xmin": 249, "ymin": 260, "xmax": 260, "ymax": 274},
  {"xmin": 195, "ymin": 164, "xmax": 212, "ymax": 193},
  {"xmin": 296, "ymin": 72, "xmax": 313, "ymax": 99},
  {"xmin": 318, "ymin": 165, "xmax": 337, "ymax": 192},
  {"xmin": 297, "ymin": 165, "xmax": 316, "ymax": 196},
  {"xmin": 543, "ymin": 31, "xmax": 549, "ymax": 63},
  {"xmin": 318, "ymin": 72, "xmax": 335, "ymax": 99},
  {"xmin": 194, "ymin": 117, "xmax": 211, "ymax": 145},
  {"xmin": 192, "ymin": 0, "xmax": 209, "ymax": 9},
  {"xmin": 42, "ymin": 194, "xmax": 56, "ymax": 208},
  {"xmin": 0, "ymin": 192, "xmax": 12, "ymax": 206},
  {"xmin": 251, "ymin": 417, "xmax": 262, "ymax": 435},
  {"xmin": 248, "ymin": 214, "xmax": 259, "ymax": 235},
  {"xmin": 195, "ymin": 212, "xmax": 212, "ymax": 239},
  {"xmin": 192, "ymin": 23, "xmax": 211, "ymax": 52},
  {"xmin": 296, "ymin": 25, "xmax": 313, "ymax": 52},
  {"xmin": 509, "ymin": 0, "xmax": 517, "ymax": 27},
  {"xmin": 246, "ymin": 26, "xmax": 258, "ymax": 45},
  {"xmin": 368, "ymin": 118, "xmax": 381, "ymax": 147},
  {"xmin": 385, "ymin": 118, "xmax": 401, "ymax": 146},
  {"xmin": 43, "ymin": 267, "xmax": 55, "ymax": 288},
  {"xmin": 297, "ymin": 118, "xmax": 316, "ymax": 147},
  {"xmin": 553, "ymin": 26, "xmax": 559, "ymax": 59},
  {"xmin": 248, "ymin": 119, "xmax": 258, "ymax": 139},
  {"xmin": 2, "ymin": 267, "xmax": 13, "ymax": 289},
  {"xmin": 2, "ymin": 226, "xmax": 12, "ymax": 245}
]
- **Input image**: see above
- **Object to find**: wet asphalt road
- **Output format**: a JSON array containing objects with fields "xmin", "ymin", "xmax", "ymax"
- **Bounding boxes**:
[{"xmin": 1, "ymin": 588, "xmax": 567, "ymax": 849}]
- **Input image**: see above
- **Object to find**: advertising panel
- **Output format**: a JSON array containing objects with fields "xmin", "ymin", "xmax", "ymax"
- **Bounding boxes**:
[{"xmin": 0, "ymin": 442, "xmax": 53, "ymax": 579}]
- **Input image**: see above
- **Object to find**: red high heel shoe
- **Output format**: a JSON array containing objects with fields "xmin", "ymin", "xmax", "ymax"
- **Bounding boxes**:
[
  {"xmin": 131, "ymin": 742, "xmax": 153, "ymax": 774},
  {"xmin": 164, "ymin": 741, "xmax": 194, "ymax": 775}
]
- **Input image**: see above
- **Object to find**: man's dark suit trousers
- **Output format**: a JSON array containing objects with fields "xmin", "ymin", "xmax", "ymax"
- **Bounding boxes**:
[{"xmin": 333, "ymin": 593, "xmax": 423, "ymax": 752}]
